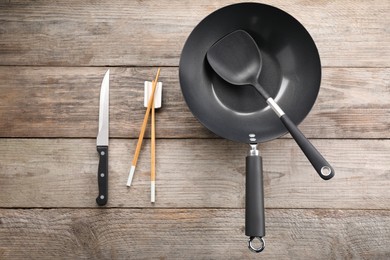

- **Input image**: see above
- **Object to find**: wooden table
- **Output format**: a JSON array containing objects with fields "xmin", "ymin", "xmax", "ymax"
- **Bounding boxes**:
[{"xmin": 0, "ymin": 1, "xmax": 389, "ymax": 259}]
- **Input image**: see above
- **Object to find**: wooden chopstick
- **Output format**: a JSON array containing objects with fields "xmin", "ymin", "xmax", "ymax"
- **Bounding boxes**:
[
  {"xmin": 127, "ymin": 68, "xmax": 161, "ymax": 187},
  {"xmin": 151, "ymin": 83, "xmax": 156, "ymax": 203}
]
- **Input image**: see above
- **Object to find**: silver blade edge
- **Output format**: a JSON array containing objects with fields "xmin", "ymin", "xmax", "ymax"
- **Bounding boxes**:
[{"xmin": 97, "ymin": 69, "xmax": 109, "ymax": 146}]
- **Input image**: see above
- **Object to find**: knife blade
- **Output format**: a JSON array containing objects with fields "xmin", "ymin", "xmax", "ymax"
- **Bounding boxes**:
[{"xmin": 96, "ymin": 69, "xmax": 109, "ymax": 206}]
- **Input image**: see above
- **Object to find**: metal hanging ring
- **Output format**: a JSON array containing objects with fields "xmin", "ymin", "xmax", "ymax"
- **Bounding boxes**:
[{"xmin": 248, "ymin": 236, "xmax": 265, "ymax": 253}]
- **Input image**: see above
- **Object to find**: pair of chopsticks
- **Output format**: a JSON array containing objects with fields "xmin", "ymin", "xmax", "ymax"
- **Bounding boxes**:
[{"xmin": 127, "ymin": 68, "xmax": 160, "ymax": 203}]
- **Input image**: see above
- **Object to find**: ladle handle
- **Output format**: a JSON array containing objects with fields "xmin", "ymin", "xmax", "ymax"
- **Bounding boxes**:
[
  {"xmin": 280, "ymin": 115, "xmax": 335, "ymax": 180},
  {"xmin": 245, "ymin": 149, "xmax": 265, "ymax": 252}
]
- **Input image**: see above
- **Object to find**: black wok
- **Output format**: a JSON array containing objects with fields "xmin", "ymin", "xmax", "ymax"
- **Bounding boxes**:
[{"xmin": 179, "ymin": 3, "xmax": 333, "ymax": 252}]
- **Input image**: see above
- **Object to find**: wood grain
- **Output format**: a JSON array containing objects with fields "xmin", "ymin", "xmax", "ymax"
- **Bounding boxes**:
[
  {"xmin": 0, "ymin": 1, "xmax": 389, "ymax": 258},
  {"xmin": 0, "ymin": 67, "xmax": 388, "ymax": 139},
  {"xmin": 0, "ymin": 0, "xmax": 388, "ymax": 67},
  {"xmin": 1, "ymin": 138, "xmax": 389, "ymax": 209},
  {"xmin": 0, "ymin": 208, "xmax": 389, "ymax": 259}
]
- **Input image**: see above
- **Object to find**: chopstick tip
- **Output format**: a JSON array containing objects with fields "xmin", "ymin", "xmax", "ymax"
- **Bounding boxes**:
[
  {"xmin": 151, "ymin": 180, "xmax": 156, "ymax": 203},
  {"xmin": 126, "ymin": 165, "xmax": 136, "ymax": 187}
]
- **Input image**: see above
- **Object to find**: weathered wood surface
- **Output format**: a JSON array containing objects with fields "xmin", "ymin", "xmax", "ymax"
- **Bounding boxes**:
[
  {"xmin": 0, "ymin": 67, "xmax": 389, "ymax": 138},
  {"xmin": 0, "ymin": 0, "xmax": 389, "ymax": 67},
  {"xmin": 0, "ymin": 208, "xmax": 389, "ymax": 260},
  {"xmin": 1, "ymin": 138, "xmax": 389, "ymax": 210},
  {"xmin": 0, "ymin": 0, "xmax": 389, "ymax": 258}
]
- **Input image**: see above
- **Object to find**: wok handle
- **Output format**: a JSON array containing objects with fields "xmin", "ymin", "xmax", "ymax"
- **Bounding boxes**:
[
  {"xmin": 245, "ymin": 147, "xmax": 265, "ymax": 253},
  {"xmin": 280, "ymin": 115, "xmax": 335, "ymax": 180}
]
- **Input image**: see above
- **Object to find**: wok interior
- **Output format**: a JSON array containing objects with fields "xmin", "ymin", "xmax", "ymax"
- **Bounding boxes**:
[{"xmin": 179, "ymin": 3, "xmax": 321, "ymax": 143}]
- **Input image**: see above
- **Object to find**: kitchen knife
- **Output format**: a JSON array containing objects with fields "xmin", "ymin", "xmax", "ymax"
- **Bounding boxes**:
[{"xmin": 96, "ymin": 69, "xmax": 109, "ymax": 206}]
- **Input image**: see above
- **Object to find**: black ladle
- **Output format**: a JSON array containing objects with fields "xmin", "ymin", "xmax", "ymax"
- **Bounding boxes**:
[{"xmin": 207, "ymin": 30, "xmax": 334, "ymax": 180}]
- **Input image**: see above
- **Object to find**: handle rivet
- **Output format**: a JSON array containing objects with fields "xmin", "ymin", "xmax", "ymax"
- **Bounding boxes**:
[
  {"xmin": 100, "ymin": 195, "xmax": 105, "ymax": 200},
  {"xmin": 100, "ymin": 151, "xmax": 105, "ymax": 156},
  {"xmin": 100, "ymin": 173, "xmax": 105, "ymax": 178}
]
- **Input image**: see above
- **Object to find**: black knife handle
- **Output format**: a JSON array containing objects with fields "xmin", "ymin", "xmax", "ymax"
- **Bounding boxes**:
[{"xmin": 96, "ymin": 146, "xmax": 108, "ymax": 206}]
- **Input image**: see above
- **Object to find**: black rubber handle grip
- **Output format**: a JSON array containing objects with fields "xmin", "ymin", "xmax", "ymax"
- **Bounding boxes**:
[
  {"xmin": 245, "ymin": 155, "xmax": 265, "ymax": 238},
  {"xmin": 96, "ymin": 146, "xmax": 108, "ymax": 206},
  {"xmin": 280, "ymin": 115, "xmax": 335, "ymax": 180}
]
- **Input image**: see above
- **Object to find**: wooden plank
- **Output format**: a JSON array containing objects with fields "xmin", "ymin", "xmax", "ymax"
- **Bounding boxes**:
[
  {"xmin": 0, "ymin": 67, "xmax": 388, "ymax": 139},
  {"xmin": 0, "ymin": 1, "xmax": 387, "ymax": 258},
  {"xmin": 0, "ymin": 66, "xmax": 213, "ymax": 138},
  {"xmin": 302, "ymin": 67, "xmax": 390, "ymax": 139},
  {"xmin": 0, "ymin": 138, "xmax": 389, "ymax": 209},
  {"xmin": 0, "ymin": 0, "xmax": 388, "ymax": 67},
  {"xmin": 0, "ymin": 208, "xmax": 389, "ymax": 259}
]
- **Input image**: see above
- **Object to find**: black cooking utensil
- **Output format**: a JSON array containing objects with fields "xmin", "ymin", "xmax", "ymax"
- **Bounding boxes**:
[
  {"xmin": 179, "ymin": 2, "xmax": 334, "ymax": 253},
  {"xmin": 207, "ymin": 30, "xmax": 334, "ymax": 180}
]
